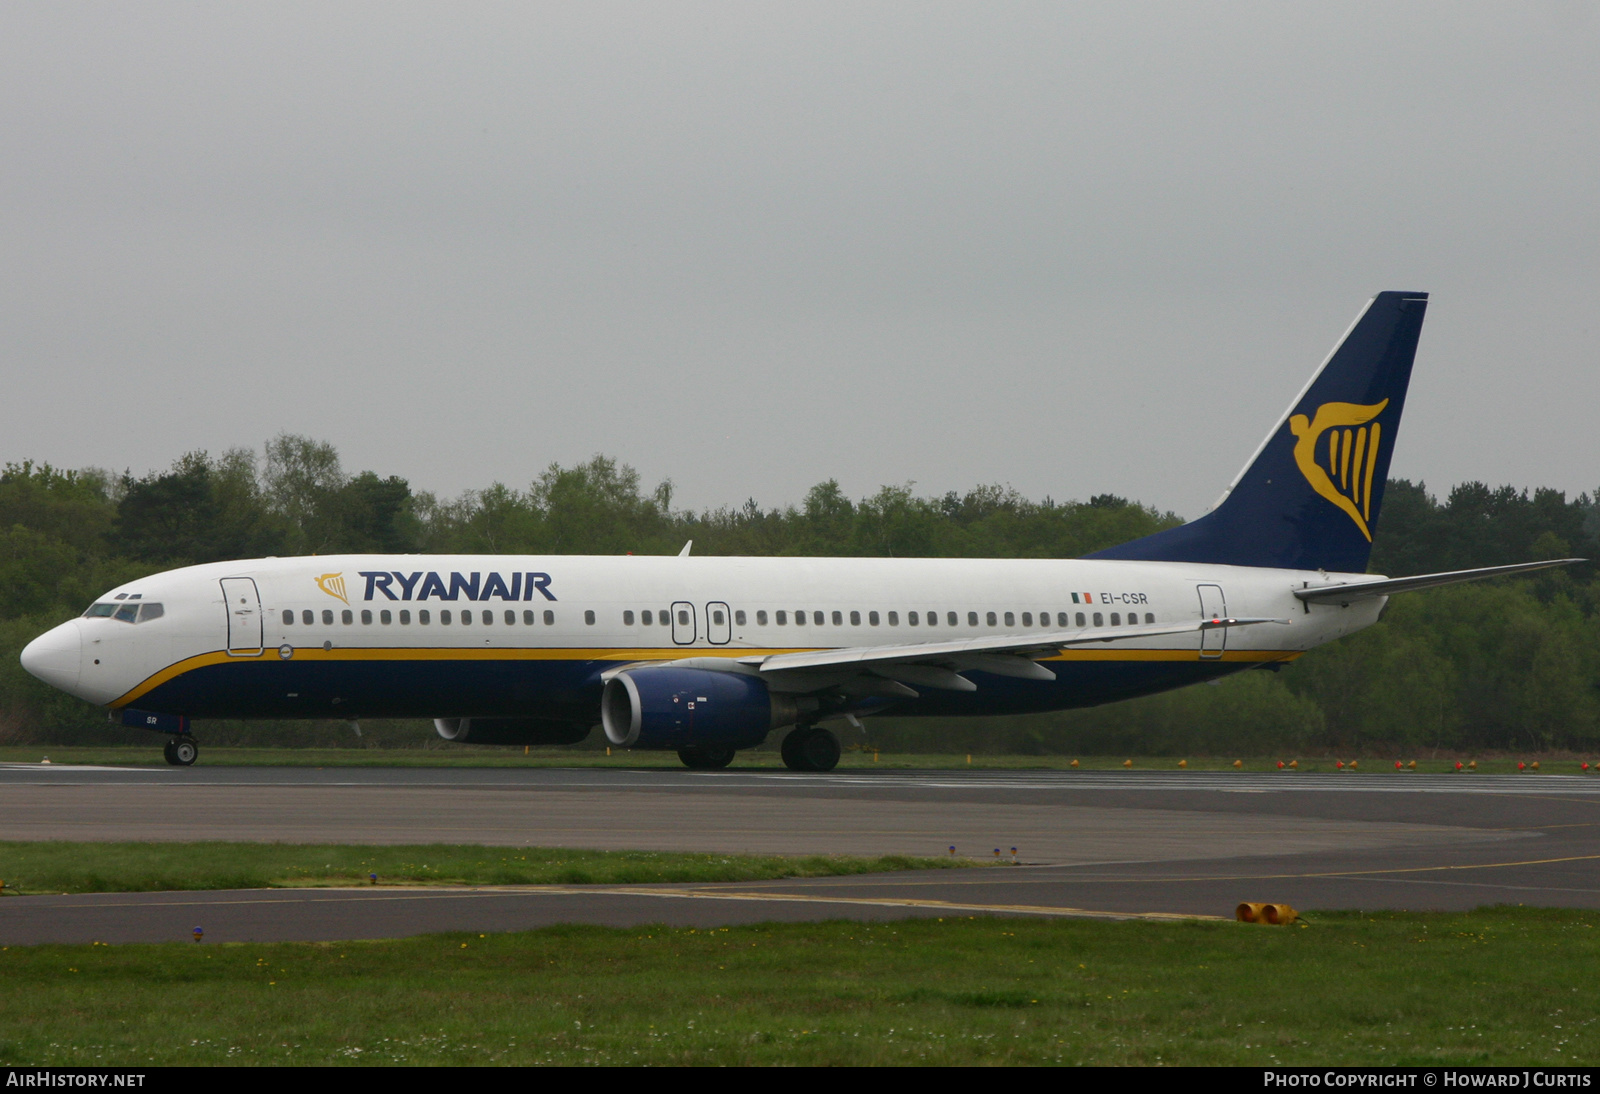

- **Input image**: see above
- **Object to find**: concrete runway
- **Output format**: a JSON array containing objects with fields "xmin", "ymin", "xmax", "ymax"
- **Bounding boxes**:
[{"xmin": 3, "ymin": 764, "xmax": 1599, "ymax": 943}]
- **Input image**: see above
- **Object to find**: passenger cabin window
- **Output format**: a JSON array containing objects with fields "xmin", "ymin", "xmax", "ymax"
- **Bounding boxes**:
[
  {"xmin": 711, "ymin": 608, "xmax": 725, "ymax": 626},
  {"xmin": 1076, "ymin": 612, "xmax": 1086, "ymax": 627},
  {"xmin": 400, "ymin": 610, "xmax": 411, "ymax": 624},
  {"xmin": 869, "ymin": 611, "xmax": 880, "ymax": 626},
  {"xmin": 1021, "ymin": 612, "xmax": 1032, "ymax": 626},
  {"xmin": 623, "ymin": 610, "xmax": 635, "ymax": 625},
  {"xmin": 735, "ymin": 610, "xmax": 746, "ymax": 626},
  {"xmin": 677, "ymin": 609, "xmax": 689, "ymax": 626},
  {"xmin": 441, "ymin": 610, "xmax": 452, "ymax": 624},
  {"xmin": 343, "ymin": 610, "xmax": 354, "ymax": 625},
  {"xmin": 1145, "ymin": 612, "xmax": 1155, "ymax": 624},
  {"xmin": 302, "ymin": 610, "xmax": 314, "ymax": 625},
  {"xmin": 461, "ymin": 610, "xmax": 471, "ymax": 625},
  {"xmin": 832, "ymin": 610, "xmax": 842, "ymax": 625},
  {"xmin": 924, "ymin": 611, "xmax": 936, "ymax": 626},
  {"xmin": 420, "ymin": 610, "xmax": 431, "ymax": 624},
  {"xmin": 908, "ymin": 611, "xmax": 919, "ymax": 625},
  {"xmin": 986, "ymin": 612, "xmax": 997, "ymax": 627},
  {"xmin": 948, "ymin": 612, "xmax": 958, "ymax": 626},
  {"xmin": 523, "ymin": 610, "xmax": 534, "ymax": 625},
  {"xmin": 1093, "ymin": 612, "xmax": 1103, "ymax": 626},
  {"xmin": 1004, "ymin": 611, "xmax": 1015, "ymax": 627},
  {"xmin": 1110, "ymin": 612, "xmax": 1120, "ymax": 626},
  {"xmin": 481, "ymin": 610, "xmax": 491, "ymax": 624},
  {"xmin": 504, "ymin": 610, "xmax": 514, "ymax": 625},
  {"xmin": 757, "ymin": 610, "xmax": 769, "ymax": 625},
  {"xmin": 361, "ymin": 610, "xmax": 373, "ymax": 624},
  {"xmin": 887, "ymin": 611, "xmax": 898, "ymax": 626},
  {"xmin": 585, "ymin": 610, "xmax": 596, "ymax": 625},
  {"xmin": 641, "ymin": 610, "xmax": 653, "ymax": 625},
  {"xmin": 1058, "ymin": 612, "xmax": 1069, "ymax": 627},
  {"xmin": 382, "ymin": 610, "xmax": 393, "ymax": 625},
  {"xmin": 793, "ymin": 610, "xmax": 806, "ymax": 626},
  {"xmin": 813, "ymin": 611, "xmax": 823, "ymax": 625},
  {"xmin": 543, "ymin": 610, "xmax": 555, "ymax": 625},
  {"xmin": 850, "ymin": 610, "xmax": 861, "ymax": 626},
  {"xmin": 321, "ymin": 609, "xmax": 334, "ymax": 626},
  {"xmin": 281, "ymin": 609, "xmax": 293, "ymax": 625},
  {"xmin": 967, "ymin": 612, "xmax": 978, "ymax": 627},
  {"xmin": 776, "ymin": 610, "xmax": 787, "ymax": 625}
]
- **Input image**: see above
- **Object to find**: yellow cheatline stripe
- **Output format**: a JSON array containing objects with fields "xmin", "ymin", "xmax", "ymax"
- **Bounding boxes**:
[{"xmin": 111, "ymin": 643, "xmax": 1299, "ymax": 708}]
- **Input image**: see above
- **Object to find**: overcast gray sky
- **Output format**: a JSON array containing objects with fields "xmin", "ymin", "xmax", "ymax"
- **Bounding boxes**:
[{"xmin": 2, "ymin": 3, "xmax": 1596, "ymax": 518}]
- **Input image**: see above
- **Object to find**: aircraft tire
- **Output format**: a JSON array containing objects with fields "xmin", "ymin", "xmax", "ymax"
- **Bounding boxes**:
[
  {"xmin": 169, "ymin": 738, "xmax": 198, "ymax": 767},
  {"xmin": 677, "ymin": 746, "xmax": 735, "ymax": 770},
  {"xmin": 781, "ymin": 727, "xmax": 840, "ymax": 772}
]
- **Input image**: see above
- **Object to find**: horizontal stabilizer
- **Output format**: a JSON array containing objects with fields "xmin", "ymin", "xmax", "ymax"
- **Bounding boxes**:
[{"xmin": 1294, "ymin": 558, "xmax": 1584, "ymax": 605}]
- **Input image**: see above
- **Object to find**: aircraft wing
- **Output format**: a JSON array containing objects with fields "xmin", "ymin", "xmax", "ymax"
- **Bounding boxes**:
[
  {"xmin": 734, "ymin": 616, "xmax": 1287, "ymax": 691},
  {"xmin": 1293, "ymin": 558, "xmax": 1584, "ymax": 606}
]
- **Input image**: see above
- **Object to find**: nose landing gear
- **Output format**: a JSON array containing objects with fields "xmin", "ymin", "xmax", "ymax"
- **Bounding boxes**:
[{"xmin": 162, "ymin": 738, "xmax": 198, "ymax": 766}]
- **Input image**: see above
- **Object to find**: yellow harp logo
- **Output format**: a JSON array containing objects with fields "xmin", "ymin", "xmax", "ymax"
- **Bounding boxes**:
[
  {"xmin": 315, "ymin": 573, "xmax": 349, "ymax": 604},
  {"xmin": 1290, "ymin": 399, "xmax": 1388, "ymax": 541}
]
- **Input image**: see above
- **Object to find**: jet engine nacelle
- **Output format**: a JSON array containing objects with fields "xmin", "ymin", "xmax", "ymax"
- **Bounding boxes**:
[
  {"xmin": 433, "ymin": 717, "xmax": 592, "ymax": 746},
  {"xmin": 601, "ymin": 667, "xmax": 796, "ymax": 750}
]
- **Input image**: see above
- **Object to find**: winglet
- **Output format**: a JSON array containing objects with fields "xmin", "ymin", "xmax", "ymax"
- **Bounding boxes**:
[{"xmin": 678, "ymin": 540, "xmax": 693, "ymax": 557}]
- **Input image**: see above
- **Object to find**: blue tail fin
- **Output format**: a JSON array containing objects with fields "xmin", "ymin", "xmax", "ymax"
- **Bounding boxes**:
[{"xmin": 1089, "ymin": 291, "xmax": 1429, "ymax": 573}]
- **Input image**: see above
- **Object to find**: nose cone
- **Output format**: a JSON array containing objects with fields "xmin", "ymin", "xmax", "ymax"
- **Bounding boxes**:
[{"xmin": 21, "ymin": 621, "xmax": 82, "ymax": 695}]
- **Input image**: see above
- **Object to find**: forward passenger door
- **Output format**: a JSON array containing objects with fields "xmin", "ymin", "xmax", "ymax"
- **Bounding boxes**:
[
  {"xmin": 1197, "ymin": 584, "xmax": 1226, "ymax": 660},
  {"xmin": 221, "ymin": 577, "xmax": 264, "ymax": 656}
]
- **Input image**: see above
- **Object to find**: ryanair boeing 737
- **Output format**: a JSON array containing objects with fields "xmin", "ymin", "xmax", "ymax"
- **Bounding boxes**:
[{"xmin": 19, "ymin": 292, "xmax": 1578, "ymax": 768}]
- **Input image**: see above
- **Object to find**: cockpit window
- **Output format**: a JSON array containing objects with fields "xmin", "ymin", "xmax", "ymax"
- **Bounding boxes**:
[{"xmin": 84, "ymin": 601, "xmax": 163, "ymax": 622}]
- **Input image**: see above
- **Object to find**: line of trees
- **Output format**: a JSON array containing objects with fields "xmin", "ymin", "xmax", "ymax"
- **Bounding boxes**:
[{"xmin": 1, "ymin": 437, "xmax": 1597, "ymax": 754}]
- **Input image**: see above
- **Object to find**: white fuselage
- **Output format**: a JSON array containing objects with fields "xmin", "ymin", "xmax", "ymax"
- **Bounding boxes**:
[{"xmin": 22, "ymin": 553, "xmax": 1384, "ymax": 726}]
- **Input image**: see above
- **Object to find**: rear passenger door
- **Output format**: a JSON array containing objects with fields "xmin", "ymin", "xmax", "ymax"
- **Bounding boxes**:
[{"xmin": 1197, "ymin": 584, "xmax": 1226, "ymax": 660}]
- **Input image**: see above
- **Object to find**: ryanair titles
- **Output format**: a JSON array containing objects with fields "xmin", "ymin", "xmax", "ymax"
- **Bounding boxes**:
[{"xmin": 357, "ymin": 571, "xmax": 556, "ymax": 602}]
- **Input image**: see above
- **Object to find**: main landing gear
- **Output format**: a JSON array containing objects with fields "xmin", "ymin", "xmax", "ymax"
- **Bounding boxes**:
[
  {"xmin": 163, "ymin": 737, "xmax": 198, "ymax": 766},
  {"xmin": 677, "ymin": 745, "xmax": 736, "ymax": 770},
  {"xmin": 781, "ymin": 726, "xmax": 841, "ymax": 772}
]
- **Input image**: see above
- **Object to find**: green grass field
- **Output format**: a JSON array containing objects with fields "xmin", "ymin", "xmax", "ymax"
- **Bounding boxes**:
[
  {"xmin": 0, "ymin": 842, "xmax": 969, "ymax": 895},
  {"xmin": 1, "ymin": 909, "xmax": 1594, "ymax": 1066},
  {"xmin": 3, "ymin": 744, "xmax": 1596, "ymax": 775}
]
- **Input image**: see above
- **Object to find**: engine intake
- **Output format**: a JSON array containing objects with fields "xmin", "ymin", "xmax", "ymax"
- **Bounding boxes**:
[
  {"xmin": 433, "ymin": 717, "xmax": 591, "ymax": 746},
  {"xmin": 601, "ymin": 667, "xmax": 796, "ymax": 750}
]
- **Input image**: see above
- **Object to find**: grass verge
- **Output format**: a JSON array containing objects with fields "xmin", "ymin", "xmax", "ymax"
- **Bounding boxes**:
[
  {"xmin": 0, "ymin": 842, "xmax": 966, "ymax": 895},
  {"xmin": 0, "ymin": 908, "xmax": 1595, "ymax": 1066}
]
